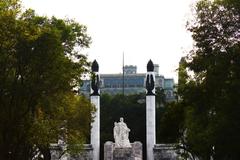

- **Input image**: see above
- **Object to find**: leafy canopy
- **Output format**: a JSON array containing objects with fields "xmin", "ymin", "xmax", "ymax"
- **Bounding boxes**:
[
  {"xmin": 177, "ymin": 0, "xmax": 240, "ymax": 159},
  {"xmin": 0, "ymin": 0, "xmax": 94, "ymax": 160}
]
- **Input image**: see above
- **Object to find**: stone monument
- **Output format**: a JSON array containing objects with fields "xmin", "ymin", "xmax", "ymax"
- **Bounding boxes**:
[
  {"xmin": 114, "ymin": 117, "xmax": 131, "ymax": 148},
  {"xmin": 90, "ymin": 60, "xmax": 100, "ymax": 160},
  {"xmin": 146, "ymin": 60, "xmax": 156, "ymax": 160},
  {"xmin": 104, "ymin": 118, "xmax": 142, "ymax": 160}
]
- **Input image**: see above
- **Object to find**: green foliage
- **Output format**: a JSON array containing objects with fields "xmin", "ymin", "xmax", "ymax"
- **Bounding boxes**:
[
  {"xmin": 157, "ymin": 102, "xmax": 184, "ymax": 144},
  {"xmin": 0, "ymin": 0, "xmax": 93, "ymax": 159},
  {"xmin": 178, "ymin": 0, "xmax": 240, "ymax": 159},
  {"xmin": 177, "ymin": 58, "xmax": 188, "ymax": 97},
  {"xmin": 155, "ymin": 86, "xmax": 184, "ymax": 144},
  {"xmin": 155, "ymin": 87, "xmax": 166, "ymax": 107}
]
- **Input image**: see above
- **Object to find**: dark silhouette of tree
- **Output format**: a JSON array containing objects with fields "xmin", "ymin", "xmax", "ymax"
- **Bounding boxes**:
[{"xmin": 177, "ymin": 0, "xmax": 240, "ymax": 159}]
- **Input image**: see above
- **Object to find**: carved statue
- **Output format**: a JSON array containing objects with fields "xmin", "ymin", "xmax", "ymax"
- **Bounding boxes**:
[
  {"xmin": 91, "ymin": 73, "xmax": 99, "ymax": 96},
  {"xmin": 91, "ymin": 60, "xmax": 100, "ymax": 96},
  {"xmin": 114, "ymin": 122, "xmax": 120, "ymax": 147},
  {"xmin": 113, "ymin": 117, "xmax": 131, "ymax": 148},
  {"xmin": 146, "ymin": 59, "xmax": 155, "ymax": 95},
  {"xmin": 146, "ymin": 74, "xmax": 155, "ymax": 95}
]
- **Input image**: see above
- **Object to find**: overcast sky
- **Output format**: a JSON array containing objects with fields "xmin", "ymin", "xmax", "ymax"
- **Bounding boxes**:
[{"xmin": 22, "ymin": 0, "xmax": 196, "ymax": 81}]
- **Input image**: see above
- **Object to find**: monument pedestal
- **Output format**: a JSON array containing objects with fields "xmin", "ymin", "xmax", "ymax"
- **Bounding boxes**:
[
  {"xmin": 104, "ymin": 141, "xmax": 142, "ymax": 160},
  {"xmin": 113, "ymin": 148, "xmax": 133, "ymax": 160}
]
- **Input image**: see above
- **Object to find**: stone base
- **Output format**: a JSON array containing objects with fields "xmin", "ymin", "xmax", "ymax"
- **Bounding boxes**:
[
  {"xmin": 153, "ymin": 144, "xmax": 178, "ymax": 160},
  {"xmin": 50, "ymin": 144, "xmax": 93, "ymax": 160},
  {"xmin": 113, "ymin": 148, "xmax": 133, "ymax": 160},
  {"xmin": 104, "ymin": 141, "xmax": 142, "ymax": 160}
]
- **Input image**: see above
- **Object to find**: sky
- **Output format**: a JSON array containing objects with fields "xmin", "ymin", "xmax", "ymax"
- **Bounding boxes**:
[{"xmin": 22, "ymin": 0, "xmax": 196, "ymax": 81}]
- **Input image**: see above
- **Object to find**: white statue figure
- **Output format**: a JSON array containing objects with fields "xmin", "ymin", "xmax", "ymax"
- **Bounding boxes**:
[
  {"xmin": 113, "ymin": 117, "xmax": 131, "ymax": 148},
  {"xmin": 114, "ymin": 122, "xmax": 120, "ymax": 147}
]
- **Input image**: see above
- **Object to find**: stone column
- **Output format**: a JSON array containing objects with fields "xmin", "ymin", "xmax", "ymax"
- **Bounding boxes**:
[
  {"xmin": 146, "ymin": 60, "xmax": 156, "ymax": 160},
  {"xmin": 90, "ymin": 60, "xmax": 100, "ymax": 160}
]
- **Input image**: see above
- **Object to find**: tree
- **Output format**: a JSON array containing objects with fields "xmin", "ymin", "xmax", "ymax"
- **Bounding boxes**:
[
  {"xmin": 0, "ymin": 1, "xmax": 93, "ymax": 159},
  {"xmin": 155, "ymin": 87, "xmax": 166, "ymax": 107},
  {"xmin": 157, "ymin": 102, "xmax": 184, "ymax": 144},
  {"xmin": 178, "ymin": 0, "xmax": 240, "ymax": 159}
]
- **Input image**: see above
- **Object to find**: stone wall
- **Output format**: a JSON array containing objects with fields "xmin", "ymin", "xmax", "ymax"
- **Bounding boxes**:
[
  {"xmin": 50, "ymin": 144, "xmax": 93, "ymax": 160},
  {"xmin": 153, "ymin": 144, "xmax": 179, "ymax": 160},
  {"xmin": 104, "ymin": 141, "xmax": 142, "ymax": 160}
]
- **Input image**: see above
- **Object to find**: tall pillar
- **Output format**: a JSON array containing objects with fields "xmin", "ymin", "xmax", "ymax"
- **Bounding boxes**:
[
  {"xmin": 90, "ymin": 60, "xmax": 100, "ymax": 160},
  {"xmin": 146, "ymin": 60, "xmax": 156, "ymax": 160}
]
